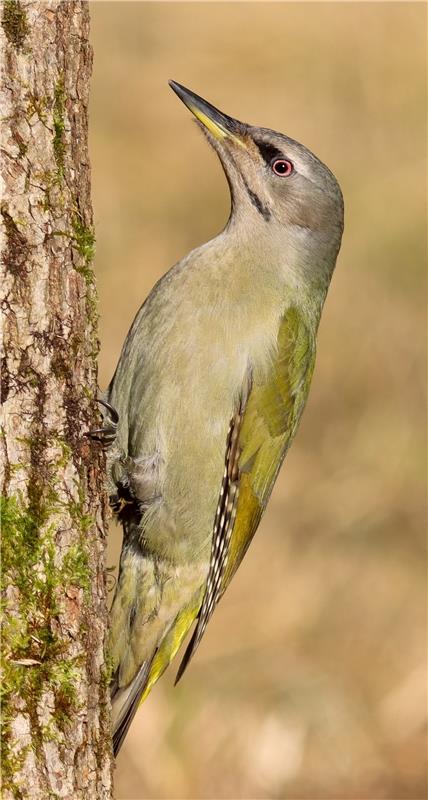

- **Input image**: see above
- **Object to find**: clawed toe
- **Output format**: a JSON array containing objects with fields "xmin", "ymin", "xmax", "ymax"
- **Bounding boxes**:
[{"xmin": 86, "ymin": 398, "xmax": 119, "ymax": 449}]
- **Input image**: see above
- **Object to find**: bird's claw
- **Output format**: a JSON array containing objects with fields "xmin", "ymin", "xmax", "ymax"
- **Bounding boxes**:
[{"xmin": 86, "ymin": 398, "xmax": 119, "ymax": 449}]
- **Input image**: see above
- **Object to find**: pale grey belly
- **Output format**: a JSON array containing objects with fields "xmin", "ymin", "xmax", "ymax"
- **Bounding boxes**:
[
  {"xmin": 130, "ymin": 373, "xmax": 240, "ymax": 563},
  {"xmin": 108, "ymin": 279, "xmax": 281, "ymax": 564},
  {"xmin": 109, "ymin": 332, "xmax": 247, "ymax": 565}
]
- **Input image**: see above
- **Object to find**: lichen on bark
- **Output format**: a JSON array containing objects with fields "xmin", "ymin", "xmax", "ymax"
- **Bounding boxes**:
[{"xmin": 1, "ymin": 2, "xmax": 113, "ymax": 797}]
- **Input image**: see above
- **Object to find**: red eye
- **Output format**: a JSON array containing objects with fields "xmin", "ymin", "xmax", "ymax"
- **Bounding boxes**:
[{"xmin": 272, "ymin": 159, "xmax": 293, "ymax": 177}]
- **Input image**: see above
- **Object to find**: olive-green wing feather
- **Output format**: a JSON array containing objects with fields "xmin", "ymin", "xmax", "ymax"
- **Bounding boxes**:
[{"xmin": 176, "ymin": 306, "xmax": 316, "ymax": 680}]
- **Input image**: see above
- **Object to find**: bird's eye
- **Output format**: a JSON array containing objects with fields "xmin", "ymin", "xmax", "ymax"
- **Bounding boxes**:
[{"xmin": 271, "ymin": 158, "xmax": 293, "ymax": 177}]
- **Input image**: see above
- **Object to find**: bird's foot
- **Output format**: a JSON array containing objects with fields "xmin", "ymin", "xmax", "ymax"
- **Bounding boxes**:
[
  {"xmin": 86, "ymin": 398, "xmax": 119, "ymax": 449},
  {"xmin": 109, "ymin": 481, "xmax": 144, "ymax": 524}
]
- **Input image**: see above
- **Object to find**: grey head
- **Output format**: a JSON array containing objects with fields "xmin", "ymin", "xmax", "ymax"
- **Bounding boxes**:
[{"xmin": 169, "ymin": 80, "xmax": 344, "ymax": 263}]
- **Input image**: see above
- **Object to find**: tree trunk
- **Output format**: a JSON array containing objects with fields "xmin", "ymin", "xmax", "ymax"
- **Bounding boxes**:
[{"xmin": 1, "ymin": 1, "xmax": 113, "ymax": 797}]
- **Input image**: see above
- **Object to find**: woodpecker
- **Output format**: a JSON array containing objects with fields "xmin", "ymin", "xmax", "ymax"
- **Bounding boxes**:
[{"xmin": 102, "ymin": 81, "xmax": 344, "ymax": 754}]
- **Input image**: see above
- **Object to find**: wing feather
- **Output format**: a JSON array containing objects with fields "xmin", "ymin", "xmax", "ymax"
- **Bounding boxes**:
[
  {"xmin": 176, "ymin": 306, "xmax": 315, "ymax": 681},
  {"xmin": 174, "ymin": 393, "xmax": 247, "ymax": 682}
]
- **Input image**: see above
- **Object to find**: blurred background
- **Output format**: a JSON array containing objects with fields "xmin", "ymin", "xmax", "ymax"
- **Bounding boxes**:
[{"xmin": 89, "ymin": 3, "xmax": 426, "ymax": 798}]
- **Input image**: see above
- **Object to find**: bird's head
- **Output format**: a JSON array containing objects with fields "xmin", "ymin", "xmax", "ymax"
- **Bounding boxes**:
[{"xmin": 169, "ymin": 80, "xmax": 344, "ymax": 257}]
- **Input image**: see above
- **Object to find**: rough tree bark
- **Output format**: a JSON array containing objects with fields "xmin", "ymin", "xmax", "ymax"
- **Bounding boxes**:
[{"xmin": 1, "ymin": 1, "xmax": 113, "ymax": 797}]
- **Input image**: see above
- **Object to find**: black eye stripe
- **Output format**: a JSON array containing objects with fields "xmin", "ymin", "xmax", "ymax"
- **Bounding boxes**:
[{"xmin": 254, "ymin": 139, "xmax": 284, "ymax": 165}]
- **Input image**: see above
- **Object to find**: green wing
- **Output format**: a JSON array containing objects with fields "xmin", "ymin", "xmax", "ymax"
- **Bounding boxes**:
[{"xmin": 176, "ymin": 306, "xmax": 316, "ymax": 680}]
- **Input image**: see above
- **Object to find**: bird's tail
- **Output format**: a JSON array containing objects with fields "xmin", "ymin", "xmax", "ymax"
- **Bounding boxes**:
[
  {"xmin": 111, "ymin": 661, "xmax": 152, "ymax": 756},
  {"xmin": 109, "ymin": 543, "xmax": 205, "ymax": 755}
]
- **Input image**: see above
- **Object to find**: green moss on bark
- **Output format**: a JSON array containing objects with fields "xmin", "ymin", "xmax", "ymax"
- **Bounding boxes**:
[
  {"xmin": 53, "ymin": 76, "xmax": 66, "ymax": 177},
  {"xmin": 72, "ymin": 214, "xmax": 96, "ymax": 275},
  {"xmin": 1, "ymin": 479, "xmax": 95, "ymax": 784},
  {"xmin": 2, "ymin": 0, "xmax": 29, "ymax": 50}
]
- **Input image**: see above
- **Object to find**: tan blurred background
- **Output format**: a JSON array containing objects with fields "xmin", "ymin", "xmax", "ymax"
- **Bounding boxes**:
[{"xmin": 89, "ymin": 3, "xmax": 426, "ymax": 798}]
